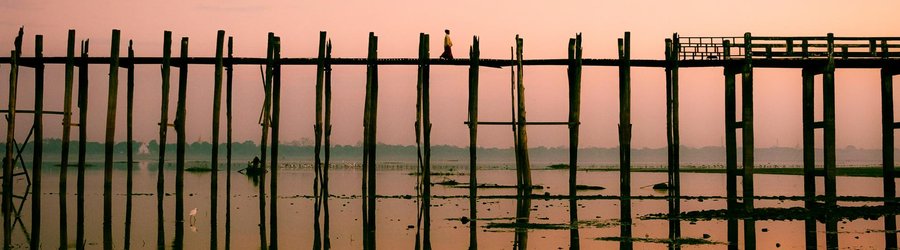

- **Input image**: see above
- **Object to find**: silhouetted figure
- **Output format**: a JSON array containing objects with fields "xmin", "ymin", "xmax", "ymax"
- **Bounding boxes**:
[
  {"xmin": 440, "ymin": 29, "xmax": 453, "ymax": 59},
  {"xmin": 239, "ymin": 156, "xmax": 266, "ymax": 176}
]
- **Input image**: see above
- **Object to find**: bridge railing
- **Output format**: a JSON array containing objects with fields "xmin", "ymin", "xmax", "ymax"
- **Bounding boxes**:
[{"xmin": 678, "ymin": 35, "xmax": 900, "ymax": 60}]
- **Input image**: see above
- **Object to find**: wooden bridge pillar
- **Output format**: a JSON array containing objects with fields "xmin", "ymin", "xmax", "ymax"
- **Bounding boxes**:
[
  {"xmin": 270, "ymin": 35, "xmax": 282, "ymax": 250},
  {"xmin": 30, "ymin": 34, "xmax": 44, "ymax": 250},
  {"xmin": 124, "ymin": 38, "xmax": 135, "ymax": 250},
  {"xmin": 211, "ymin": 30, "xmax": 225, "ymax": 250},
  {"xmin": 156, "ymin": 30, "xmax": 172, "ymax": 249},
  {"xmin": 514, "ymin": 35, "xmax": 532, "ymax": 192},
  {"xmin": 362, "ymin": 32, "xmax": 379, "ymax": 250},
  {"xmin": 415, "ymin": 32, "xmax": 433, "ymax": 250},
  {"xmin": 59, "ymin": 29, "xmax": 75, "ymax": 249},
  {"xmin": 313, "ymin": 31, "xmax": 326, "ymax": 250},
  {"xmin": 665, "ymin": 35, "xmax": 681, "ymax": 250},
  {"xmin": 741, "ymin": 32, "xmax": 757, "ymax": 250},
  {"xmin": 102, "ymin": 29, "xmax": 121, "ymax": 250},
  {"xmin": 801, "ymin": 66, "xmax": 817, "ymax": 248},
  {"xmin": 567, "ymin": 33, "xmax": 583, "ymax": 250},
  {"xmin": 3, "ymin": 28, "xmax": 22, "ymax": 250},
  {"xmin": 76, "ymin": 36, "xmax": 89, "ymax": 250},
  {"xmin": 723, "ymin": 39, "xmax": 740, "ymax": 250},
  {"xmin": 467, "ymin": 35, "xmax": 479, "ymax": 250},
  {"xmin": 823, "ymin": 33, "xmax": 839, "ymax": 250},
  {"xmin": 618, "ymin": 31, "xmax": 633, "ymax": 250},
  {"xmin": 225, "ymin": 35, "xmax": 234, "ymax": 250},
  {"xmin": 174, "ymin": 36, "xmax": 189, "ymax": 250},
  {"xmin": 881, "ymin": 60, "xmax": 899, "ymax": 249}
]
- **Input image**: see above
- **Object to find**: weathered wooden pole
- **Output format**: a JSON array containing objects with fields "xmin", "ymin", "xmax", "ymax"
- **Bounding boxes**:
[
  {"xmin": 258, "ymin": 32, "xmax": 274, "ymax": 250},
  {"xmin": 157, "ymin": 31, "xmax": 172, "ymax": 250},
  {"xmin": 269, "ymin": 36, "xmax": 282, "ymax": 250},
  {"xmin": 421, "ymin": 32, "xmax": 434, "ymax": 250},
  {"xmin": 801, "ymin": 64, "xmax": 817, "ymax": 248},
  {"xmin": 467, "ymin": 35, "xmax": 480, "ymax": 250},
  {"xmin": 211, "ymin": 30, "xmax": 225, "ymax": 250},
  {"xmin": 3, "ymin": 48, "xmax": 17, "ymax": 250},
  {"xmin": 102, "ymin": 29, "xmax": 121, "ymax": 250},
  {"xmin": 723, "ymin": 39, "xmax": 740, "ymax": 250},
  {"xmin": 75, "ymin": 38, "xmax": 89, "ymax": 250},
  {"xmin": 323, "ymin": 39, "xmax": 333, "ymax": 250},
  {"xmin": 362, "ymin": 32, "xmax": 379, "ymax": 250},
  {"xmin": 514, "ymin": 35, "xmax": 532, "ymax": 191},
  {"xmin": 59, "ymin": 29, "xmax": 75, "ymax": 250},
  {"xmin": 313, "ymin": 31, "xmax": 326, "ymax": 250},
  {"xmin": 124, "ymin": 39, "xmax": 135, "ymax": 250},
  {"xmin": 617, "ymin": 32, "xmax": 633, "ymax": 250},
  {"xmin": 567, "ymin": 33, "xmax": 583, "ymax": 250},
  {"xmin": 823, "ymin": 33, "xmax": 839, "ymax": 249},
  {"xmin": 174, "ymin": 36, "xmax": 189, "ymax": 250},
  {"xmin": 30, "ymin": 34, "xmax": 44, "ymax": 250},
  {"xmin": 880, "ymin": 41, "xmax": 897, "ymax": 249},
  {"xmin": 225, "ymin": 35, "xmax": 234, "ymax": 250},
  {"xmin": 664, "ymin": 36, "xmax": 682, "ymax": 250},
  {"xmin": 741, "ymin": 32, "xmax": 756, "ymax": 250}
]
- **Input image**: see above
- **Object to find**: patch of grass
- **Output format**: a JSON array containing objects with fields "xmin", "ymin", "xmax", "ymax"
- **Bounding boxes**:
[
  {"xmin": 547, "ymin": 164, "xmax": 569, "ymax": 170},
  {"xmin": 574, "ymin": 185, "xmax": 606, "ymax": 190},
  {"xmin": 641, "ymin": 204, "xmax": 900, "ymax": 222},
  {"xmin": 586, "ymin": 167, "xmax": 890, "ymax": 177},
  {"xmin": 185, "ymin": 166, "xmax": 212, "ymax": 172},
  {"xmin": 595, "ymin": 236, "xmax": 723, "ymax": 245}
]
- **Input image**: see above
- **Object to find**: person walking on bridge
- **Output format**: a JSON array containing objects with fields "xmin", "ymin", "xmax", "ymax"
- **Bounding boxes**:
[{"xmin": 440, "ymin": 29, "xmax": 453, "ymax": 59}]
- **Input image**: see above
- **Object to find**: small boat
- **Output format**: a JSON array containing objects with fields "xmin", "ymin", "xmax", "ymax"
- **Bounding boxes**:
[{"xmin": 238, "ymin": 156, "xmax": 267, "ymax": 176}]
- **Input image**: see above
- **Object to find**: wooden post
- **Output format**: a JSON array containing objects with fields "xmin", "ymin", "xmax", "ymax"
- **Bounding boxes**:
[
  {"xmin": 157, "ymin": 31, "xmax": 172, "ymax": 249},
  {"xmin": 514, "ymin": 35, "xmax": 532, "ymax": 191},
  {"xmin": 270, "ymin": 36, "xmax": 282, "ymax": 250},
  {"xmin": 568, "ymin": 33, "xmax": 583, "ymax": 250},
  {"xmin": 258, "ymin": 32, "xmax": 274, "ymax": 250},
  {"xmin": 362, "ymin": 32, "xmax": 379, "ymax": 250},
  {"xmin": 467, "ymin": 35, "xmax": 479, "ymax": 250},
  {"xmin": 102, "ymin": 29, "xmax": 120, "ymax": 250},
  {"xmin": 174, "ymin": 36, "xmax": 189, "ymax": 250},
  {"xmin": 618, "ymin": 32, "xmax": 633, "ymax": 250},
  {"xmin": 124, "ymin": 39, "xmax": 135, "ymax": 250},
  {"xmin": 225, "ymin": 35, "xmax": 234, "ymax": 250},
  {"xmin": 59, "ymin": 29, "xmax": 75, "ymax": 250},
  {"xmin": 823, "ymin": 33, "xmax": 839, "ymax": 249},
  {"xmin": 665, "ymin": 36, "xmax": 682, "ymax": 250},
  {"xmin": 802, "ymin": 66, "xmax": 817, "ymax": 247},
  {"xmin": 30, "ymin": 34, "xmax": 44, "ymax": 250},
  {"xmin": 421, "ymin": 32, "xmax": 433, "ymax": 250},
  {"xmin": 314, "ymin": 31, "xmax": 325, "ymax": 250},
  {"xmin": 723, "ymin": 40, "xmax": 739, "ymax": 250},
  {"xmin": 741, "ymin": 32, "xmax": 756, "ymax": 250},
  {"xmin": 881, "ymin": 46, "xmax": 897, "ymax": 250},
  {"xmin": 76, "ymin": 38, "xmax": 89, "ymax": 250},
  {"xmin": 323, "ymin": 39, "xmax": 333, "ymax": 250},
  {"xmin": 211, "ymin": 30, "xmax": 225, "ymax": 250},
  {"xmin": 3, "ymin": 48, "xmax": 17, "ymax": 250}
]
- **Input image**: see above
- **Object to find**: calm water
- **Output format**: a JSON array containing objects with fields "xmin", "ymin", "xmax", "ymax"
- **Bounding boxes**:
[{"xmin": 2, "ymin": 161, "xmax": 898, "ymax": 249}]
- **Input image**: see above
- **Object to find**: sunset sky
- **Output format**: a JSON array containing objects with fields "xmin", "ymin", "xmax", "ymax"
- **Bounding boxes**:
[{"xmin": 2, "ymin": 0, "xmax": 900, "ymax": 150}]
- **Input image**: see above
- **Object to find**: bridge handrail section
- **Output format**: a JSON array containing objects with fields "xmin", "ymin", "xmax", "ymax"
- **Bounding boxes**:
[{"xmin": 678, "ymin": 35, "xmax": 900, "ymax": 60}]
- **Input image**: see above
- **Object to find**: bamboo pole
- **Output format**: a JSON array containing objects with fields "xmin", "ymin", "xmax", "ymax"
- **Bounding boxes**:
[
  {"xmin": 567, "ymin": 33, "xmax": 583, "ymax": 250},
  {"xmin": 75, "ymin": 38, "xmax": 89, "ymax": 250},
  {"xmin": 313, "ymin": 31, "xmax": 325, "ymax": 250},
  {"xmin": 211, "ymin": 30, "xmax": 225, "ymax": 250},
  {"xmin": 102, "ymin": 29, "xmax": 120, "ymax": 250},
  {"xmin": 30, "ymin": 34, "xmax": 44, "ymax": 250},
  {"xmin": 467, "ymin": 35, "xmax": 479, "ymax": 250},
  {"xmin": 3, "ymin": 48, "xmax": 17, "ymax": 250},
  {"xmin": 722, "ymin": 39, "xmax": 739, "ymax": 250},
  {"xmin": 225, "ymin": 35, "xmax": 233, "ymax": 250},
  {"xmin": 124, "ymin": 39, "xmax": 135, "ymax": 250},
  {"xmin": 323, "ymin": 39, "xmax": 333, "ymax": 250},
  {"xmin": 269, "ymin": 36, "xmax": 282, "ymax": 250},
  {"xmin": 174, "ymin": 36, "xmax": 189, "ymax": 250},
  {"xmin": 741, "ymin": 32, "xmax": 756, "ymax": 250},
  {"xmin": 157, "ymin": 31, "xmax": 172, "ymax": 250},
  {"xmin": 59, "ymin": 29, "xmax": 75, "ymax": 250},
  {"xmin": 515, "ymin": 35, "xmax": 532, "ymax": 191},
  {"xmin": 823, "ymin": 33, "xmax": 838, "ymax": 249},
  {"xmin": 617, "ymin": 32, "xmax": 633, "ymax": 250},
  {"xmin": 258, "ymin": 32, "xmax": 274, "ymax": 250}
]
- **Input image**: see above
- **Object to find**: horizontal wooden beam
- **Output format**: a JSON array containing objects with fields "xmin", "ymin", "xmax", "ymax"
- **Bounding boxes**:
[{"xmin": 0, "ymin": 109, "xmax": 65, "ymax": 115}]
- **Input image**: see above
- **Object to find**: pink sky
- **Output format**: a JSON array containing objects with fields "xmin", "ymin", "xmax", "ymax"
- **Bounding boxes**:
[{"xmin": 1, "ymin": 0, "xmax": 899, "ymax": 149}]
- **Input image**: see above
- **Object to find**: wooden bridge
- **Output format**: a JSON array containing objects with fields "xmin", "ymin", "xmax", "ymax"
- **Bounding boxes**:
[{"xmin": 2, "ymin": 27, "xmax": 900, "ymax": 250}]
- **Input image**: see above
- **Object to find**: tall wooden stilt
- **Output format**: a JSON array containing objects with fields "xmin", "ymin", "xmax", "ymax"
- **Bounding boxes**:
[
  {"xmin": 313, "ymin": 31, "xmax": 326, "ymax": 250},
  {"xmin": 420, "ymin": 32, "xmax": 433, "ymax": 250},
  {"xmin": 467, "ymin": 35, "xmax": 480, "ymax": 250},
  {"xmin": 881, "ymin": 40, "xmax": 897, "ymax": 249},
  {"xmin": 724, "ymin": 40, "xmax": 739, "ymax": 250},
  {"xmin": 665, "ymin": 36, "xmax": 682, "ymax": 250},
  {"xmin": 323, "ymin": 39, "xmax": 333, "ymax": 250},
  {"xmin": 269, "ymin": 36, "xmax": 282, "ymax": 250},
  {"xmin": 361, "ymin": 32, "xmax": 379, "ymax": 250},
  {"xmin": 225, "ymin": 35, "xmax": 234, "ymax": 250},
  {"xmin": 741, "ymin": 32, "xmax": 756, "ymax": 250},
  {"xmin": 30, "ymin": 34, "xmax": 44, "ymax": 250},
  {"xmin": 514, "ymin": 35, "xmax": 531, "ymax": 191},
  {"xmin": 157, "ymin": 31, "xmax": 172, "ymax": 250},
  {"xmin": 211, "ymin": 30, "xmax": 225, "ymax": 250},
  {"xmin": 59, "ymin": 29, "xmax": 75, "ymax": 250},
  {"xmin": 258, "ymin": 32, "xmax": 275, "ymax": 250},
  {"xmin": 823, "ymin": 33, "xmax": 839, "ymax": 250},
  {"xmin": 174, "ymin": 36, "xmax": 189, "ymax": 250},
  {"xmin": 567, "ymin": 33, "xmax": 583, "ymax": 250},
  {"xmin": 124, "ymin": 39, "xmax": 135, "ymax": 250},
  {"xmin": 618, "ymin": 32, "xmax": 633, "ymax": 250},
  {"xmin": 3, "ymin": 48, "xmax": 17, "ymax": 250},
  {"xmin": 102, "ymin": 29, "xmax": 120, "ymax": 250},
  {"xmin": 802, "ymin": 66, "xmax": 817, "ymax": 248},
  {"xmin": 75, "ymin": 38, "xmax": 89, "ymax": 250}
]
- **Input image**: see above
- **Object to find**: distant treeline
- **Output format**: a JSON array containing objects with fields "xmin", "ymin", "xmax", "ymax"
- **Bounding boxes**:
[{"xmin": 1, "ymin": 138, "xmax": 892, "ymax": 167}]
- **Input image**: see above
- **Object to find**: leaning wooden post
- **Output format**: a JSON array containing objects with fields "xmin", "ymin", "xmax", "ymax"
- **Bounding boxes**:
[
  {"xmin": 157, "ymin": 31, "xmax": 172, "ymax": 249},
  {"xmin": 467, "ymin": 35, "xmax": 480, "ymax": 250},
  {"xmin": 76, "ymin": 38, "xmax": 89, "ymax": 250},
  {"xmin": 269, "ymin": 36, "xmax": 282, "ymax": 250},
  {"xmin": 723, "ymin": 39, "xmax": 740, "ymax": 250},
  {"xmin": 59, "ymin": 29, "xmax": 75, "ymax": 250},
  {"xmin": 211, "ymin": 30, "xmax": 225, "ymax": 250},
  {"xmin": 225, "ymin": 35, "xmax": 234, "ymax": 250},
  {"xmin": 30, "ymin": 34, "xmax": 44, "ymax": 250},
  {"xmin": 313, "ymin": 31, "xmax": 326, "ymax": 250},
  {"xmin": 617, "ymin": 32, "xmax": 633, "ymax": 250},
  {"xmin": 567, "ymin": 33, "xmax": 583, "ymax": 250},
  {"xmin": 174, "ymin": 36, "xmax": 189, "ymax": 249},
  {"xmin": 514, "ymin": 35, "xmax": 532, "ymax": 191},
  {"xmin": 258, "ymin": 32, "xmax": 274, "ymax": 250},
  {"xmin": 102, "ymin": 29, "xmax": 120, "ymax": 250},
  {"xmin": 741, "ymin": 32, "xmax": 756, "ymax": 250},
  {"xmin": 823, "ymin": 33, "xmax": 839, "ymax": 249},
  {"xmin": 3, "ymin": 49, "xmax": 17, "ymax": 250},
  {"xmin": 124, "ymin": 39, "xmax": 135, "ymax": 250},
  {"xmin": 880, "ymin": 39, "xmax": 898, "ymax": 250},
  {"xmin": 322, "ymin": 39, "xmax": 333, "ymax": 250}
]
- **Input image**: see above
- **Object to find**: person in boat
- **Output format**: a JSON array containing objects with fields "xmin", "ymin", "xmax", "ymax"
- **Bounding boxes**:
[
  {"xmin": 240, "ymin": 156, "xmax": 264, "ymax": 174},
  {"xmin": 440, "ymin": 29, "xmax": 453, "ymax": 59}
]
